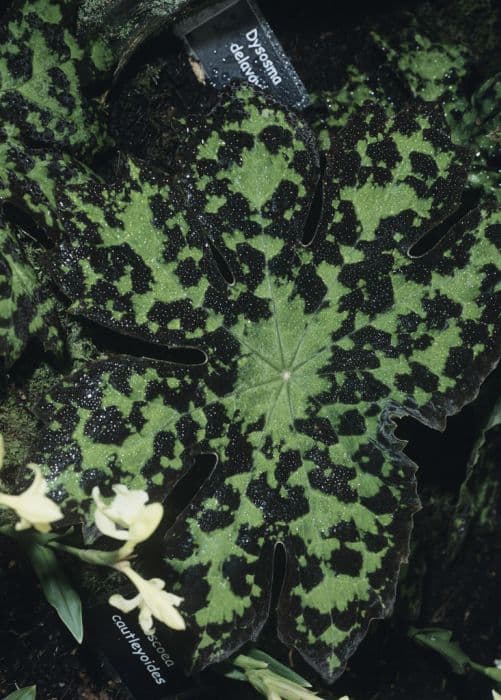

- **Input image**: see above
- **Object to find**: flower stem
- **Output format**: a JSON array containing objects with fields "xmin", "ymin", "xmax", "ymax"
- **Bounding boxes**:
[{"xmin": 47, "ymin": 539, "xmax": 123, "ymax": 566}]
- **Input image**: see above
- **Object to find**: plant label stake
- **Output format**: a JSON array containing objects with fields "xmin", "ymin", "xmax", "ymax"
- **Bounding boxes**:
[
  {"xmin": 175, "ymin": 0, "xmax": 310, "ymax": 110},
  {"xmin": 86, "ymin": 592, "xmax": 215, "ymax": 699}
]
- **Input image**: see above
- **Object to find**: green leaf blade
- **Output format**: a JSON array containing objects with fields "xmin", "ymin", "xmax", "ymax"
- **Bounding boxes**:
[
  {"xmin": 23, "ymin": 85, "xmax": 500, "ymax": 682},
  {"xmin": 3, "ymin": 685, "xmax": 37, "ymax": 700},
  {"xmin": 0, "ymin": 215, "xmax": 63, "ymax": 366},
  {"xmin": 0, "ymin": 0, "xmax": 111, "ymax": 158},
  {"xmin": 34, "ymin": 357, "xmax": 210, "ymax": 515},
  {"xmin": 25, "ymin": 541, "xmax": 83, "ymax": 643}
]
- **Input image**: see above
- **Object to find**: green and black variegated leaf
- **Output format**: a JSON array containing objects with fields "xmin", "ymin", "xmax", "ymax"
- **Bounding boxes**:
[
  {"xmin": 30, "ymin": 85, "xmax": 501, "ymax": 680},
  {"xmin": 372, "ymin": 27, "xmax": 501, "ymax": 203},
  {"xmin": 0, "ymin": 215, "xmax": 63, "ymax": 366},
  {"xmin": 0, "ymin": 0, "xmax": 112, "ymax": 159},
  {"xmin": 310, "ymin": 63, "xmax": 398, "ymax": 152},
  {"xmin": 309, "ymin": 48, "xmax": 410, "ymax": 153},
  {"xmin": 0, "ymin": 0, "xmax": 115, "ymax": 345},
  {"xmin": 312, "ymin": 12, "xmax": 500, "ymax": 200}
]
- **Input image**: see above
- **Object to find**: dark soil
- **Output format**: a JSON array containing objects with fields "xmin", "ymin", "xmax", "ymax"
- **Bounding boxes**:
[{"xmin": 1, "ymin": 0, "xmax": 500, "ymax": 698}]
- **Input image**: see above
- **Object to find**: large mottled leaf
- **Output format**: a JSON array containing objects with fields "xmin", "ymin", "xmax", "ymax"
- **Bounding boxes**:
[
  {"xmin": 309, "ymin": 6, "xmax": 500, "ymax": 201},
  {"xmin": 372, "ymin": 30, "xmax": 470, "ymax": 106},
  {"xmin": 372, "ymin": 28, "xmax": 501, "ymax": 203},
  {"xmin": 32, "ymin": 87, "xmax": 501, "ymax": 680},
  {"xmin": 0, "ymin": 0, "xmax": 112, "ymax": 158},
  {"xmin": 0, "ymin": 0, "xmax": 112, "ymax": 363},
  {"xmin": 0, "ymin": 214, "xmax": 62, "ymax": 366}
]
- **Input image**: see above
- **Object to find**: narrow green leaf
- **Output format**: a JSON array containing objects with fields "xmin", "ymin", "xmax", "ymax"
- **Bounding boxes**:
[
  {"xmin": 24, "ymin": 542, "xmax": 83, "ymax": 644},
  {"xmin": 409, "ymin": 627, "xmax": 501, "ymax": 682},
  {"xmin": 3, "ymin": 686, "xmax": 36, "ymax": 700}
]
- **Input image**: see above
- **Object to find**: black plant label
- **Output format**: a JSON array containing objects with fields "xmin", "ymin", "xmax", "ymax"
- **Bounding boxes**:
[
  {"xmin": 176, "ymin": 0, "xmax": 310, "ymax": 110},
  {"xmin": 85, "ymin": 595, "xmax": 215, "ymax": 699}
]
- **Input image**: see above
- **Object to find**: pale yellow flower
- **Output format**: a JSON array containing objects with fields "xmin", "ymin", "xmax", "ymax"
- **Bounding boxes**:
[
  {"xmin": 0, "ymin": 459, "xmax": 63, "ymax": 533},
  {"xmin": 92, "ymin": 484, "xmax": 163, "ymax": 548},
  {"xmin": 110, "ymin": 561, "xmax": 185, "ymax": 635}
]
